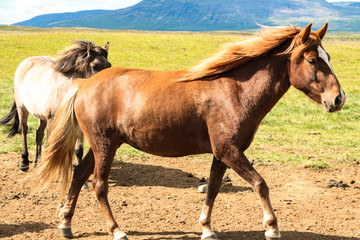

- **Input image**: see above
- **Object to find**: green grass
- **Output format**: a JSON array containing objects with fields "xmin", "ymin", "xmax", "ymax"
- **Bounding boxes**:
[{"xmin": 0, "ymin": 26, "xmax": 359, "ymax": 168}]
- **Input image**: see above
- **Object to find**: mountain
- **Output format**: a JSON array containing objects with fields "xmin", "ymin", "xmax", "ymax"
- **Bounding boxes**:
[
  {"xmin": 14, "ymin": 10, "xmax": 111, "ymax": 28},
  {"xmin": 13, "ymin": 0, "xmax": 360, "ymax": 31}
]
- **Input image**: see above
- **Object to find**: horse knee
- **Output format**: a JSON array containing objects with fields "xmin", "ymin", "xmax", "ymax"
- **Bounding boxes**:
[
  {"xmin": 20, "ymin": 125, "xmax": 28, "ymax": 135},
  {"xmin": 36, "ymin": 127, "xmax": 45, "ymax": 141},
  {"xmin": 254, "ymin": 178, "xmax": 269, "ymax": 196},
  {"xmin": 92, "ymin": 179, "xmax": 108, "ymax": 198}
]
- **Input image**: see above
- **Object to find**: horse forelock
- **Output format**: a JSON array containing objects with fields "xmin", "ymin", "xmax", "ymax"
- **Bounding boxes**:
[
  {"xmin": 288, "ymin": 33, "xmax": 322, "ymax": 63},
  {"xmin": 54, "ymin": 40, "xmax": 99, "ymax": 78},
  {"xmin": 180, "ymin": 25, "xmax": 322, "ymax": 81}
]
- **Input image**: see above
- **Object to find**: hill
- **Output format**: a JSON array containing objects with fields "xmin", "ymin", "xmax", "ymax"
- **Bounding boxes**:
[
  {"xmin": 14, "ymin": 10, "xmax": 111, "ymax": 28},
  {"xmin": 13, "ymin": 0, "xmax": 360, "ymax": 31}
]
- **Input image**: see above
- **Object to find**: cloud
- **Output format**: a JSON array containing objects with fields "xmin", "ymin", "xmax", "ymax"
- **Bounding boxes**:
[{"xmin": 0, "ymin": 0, "xmax": 142, "ymax": 24}]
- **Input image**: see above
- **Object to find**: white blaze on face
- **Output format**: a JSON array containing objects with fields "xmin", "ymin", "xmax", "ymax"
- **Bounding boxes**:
[
  {"xmin": 317, "ymin": 46, "xmax": 346, "ymax": 103},
  {"xmin": 317, "ymin": 45, "xmax": 334, "ymax": 74}
]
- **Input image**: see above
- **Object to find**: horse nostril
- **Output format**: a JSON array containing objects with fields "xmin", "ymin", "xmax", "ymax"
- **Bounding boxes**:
[{"xmin": 334, "ymin": 94, "xmax": 342, "ymax": 108}]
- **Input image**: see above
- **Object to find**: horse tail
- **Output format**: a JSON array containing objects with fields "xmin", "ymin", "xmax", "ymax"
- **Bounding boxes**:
[
  {"xmin": 35, "ymin": 84, "xmax": 81, "ymax": 198},
  {"xmin": 0, "ymin": 101, "xmax": 19, "ymax": 138}
]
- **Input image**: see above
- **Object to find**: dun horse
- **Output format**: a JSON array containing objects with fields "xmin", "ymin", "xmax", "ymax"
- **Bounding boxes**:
[
  {"xmin": 0, "ymin": 40, "xmax": 111, "ymax": 171},
  {"xmin": 36, "ymin": 23, "xmax": 345, "ymax": 240}
]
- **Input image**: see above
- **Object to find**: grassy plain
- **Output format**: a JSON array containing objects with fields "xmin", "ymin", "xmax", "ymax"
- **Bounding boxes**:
[{"xmin": 0, "ymin": 26, "xmax": 359, "ymax": 168}]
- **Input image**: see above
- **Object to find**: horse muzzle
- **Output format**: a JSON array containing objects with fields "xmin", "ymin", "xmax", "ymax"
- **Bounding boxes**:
[{"xmin": 323, "ymin": 89, "xmax": 346, "ymax": 113}]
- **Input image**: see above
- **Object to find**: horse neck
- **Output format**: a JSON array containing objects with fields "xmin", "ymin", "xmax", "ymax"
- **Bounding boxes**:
[
  {"xmin": 59, "ymin": 71, "xmax": 88, "ymax": 79},
  {"xmin": 232, "ymin": 52, "xmax": 291, "ymax": 121},
  {"xmin": 72, "ymin": 72, "xmax": 88, "ymax": 79}
]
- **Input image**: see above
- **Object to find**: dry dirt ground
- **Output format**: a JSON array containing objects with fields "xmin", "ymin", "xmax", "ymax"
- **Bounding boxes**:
[{"xmin": 0, "ymin": 152, "xmax": 359, "ymax": 240}]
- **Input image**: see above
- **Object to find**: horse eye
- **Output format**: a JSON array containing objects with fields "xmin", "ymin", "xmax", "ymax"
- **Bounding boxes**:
[
  {"xmin": 307, "ymin": 59, "xmax": 317, "ymax": 65},
  {"xmin": 92, "ymin": 65, "xmax": 103, "ymax": 72}
]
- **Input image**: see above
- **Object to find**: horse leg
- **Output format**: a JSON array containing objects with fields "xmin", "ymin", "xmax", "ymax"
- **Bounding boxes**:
[
  {"xmin": 46, "ymin": 117, "xmax": 54, "ymax": 140},
  {"xmin": 17, "ymin": 107, "xmax": 29, "ymax": 171},
  {"xmin": 200, "ymin": 156, "xmax": 227, "ymax": 240},
  {"xmin": 58, "ymin": 148, "xmax": 95, "ymax": 238},
  {"xmin": 35, "ymin": 119, "xmax": 47, "ymax": 167},
  {"xmin": 75, "ymin": 132, "xmax": 84, "ymax": 165},
  {"xmin": 74, "ymin": 132, "xmax": 89, "ymax": 190},
  {"xmin": 223, "ymin": 152, "xmax": 280, "ymax": 239},
  {"xmin": 92, "ymin": 142, "xmax": 128, "ymax": 240}
]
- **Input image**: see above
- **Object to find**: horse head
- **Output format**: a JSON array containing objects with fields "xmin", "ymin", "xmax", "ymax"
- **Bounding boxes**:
[
  {"xmin": 288, "ymin": 23, "xmax": 346, "ymax": 112},
  {"xmin": 54, "ymin": 40, "xmax": 111, "ymax": 78}
]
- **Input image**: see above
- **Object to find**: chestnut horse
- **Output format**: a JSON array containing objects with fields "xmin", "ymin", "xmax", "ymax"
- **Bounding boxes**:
[
  {"xmin": 36, "ymin": 23, "xmax": 345, "ymax": 240},
  {"xmin": 0, "ymin": 40, "xmax": 111, "ymax": 171}
]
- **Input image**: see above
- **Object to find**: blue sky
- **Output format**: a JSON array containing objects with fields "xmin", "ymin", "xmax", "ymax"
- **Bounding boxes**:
[
  {"xmin": 0, "ymin": 0, "xmax": 359, "ymax": 25},
  {"xmin": 0, "ymin": 0, "xmax": 142, "ymax": 24}
]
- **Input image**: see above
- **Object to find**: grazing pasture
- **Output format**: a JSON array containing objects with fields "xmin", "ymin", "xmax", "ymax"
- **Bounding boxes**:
[
  {"xmin": 0, "ymin": 26, "xmax": 359, "ymax": 240},
  {"xmin": 0, "ymin": 26, "xmax": 359, "ymax": 167}
]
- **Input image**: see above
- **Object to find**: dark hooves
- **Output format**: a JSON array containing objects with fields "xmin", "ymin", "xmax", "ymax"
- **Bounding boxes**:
[
  {"xmin": 59, "ymin": 228, "xmax": 74, "ymax": 239},
  {"xmin": 19, "ymin": 164, "xmax": 29, "ymax": 172},
  {"xmin": 203, "ymin": 235, "xmax": 219, "ymax": 240},
  {"xmin": 81, "ymin": 182, "xmax": 90, "ymax": 190}
]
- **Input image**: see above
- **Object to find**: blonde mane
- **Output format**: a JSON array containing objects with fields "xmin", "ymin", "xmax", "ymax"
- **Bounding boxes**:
[{"xmin": 180, "ymin": 26, "xmax": 321, "ymax": 81}]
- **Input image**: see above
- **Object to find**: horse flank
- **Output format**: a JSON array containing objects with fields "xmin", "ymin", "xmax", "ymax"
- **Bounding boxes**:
[{"xmin": 180, "ymin": 26, "xmax": 321, "ymax": 81}]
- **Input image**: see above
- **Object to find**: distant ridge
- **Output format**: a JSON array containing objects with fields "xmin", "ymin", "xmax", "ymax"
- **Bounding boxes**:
[
  {"xmin": 13, "ymin": 0, "xmax": 360, "ymax": 31},
  {"xmin": 14, "ymin": 10, "xmax": 111, "ymax": 27}
]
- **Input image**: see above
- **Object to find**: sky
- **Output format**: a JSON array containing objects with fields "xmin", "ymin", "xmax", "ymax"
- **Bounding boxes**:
[
  {"xmin": 0, "ymin": 0, "xmax": 359, "ymax": 25},
  {"xmin": 0, "ymin": 0, "xmax": 142, "ymax": 25}
]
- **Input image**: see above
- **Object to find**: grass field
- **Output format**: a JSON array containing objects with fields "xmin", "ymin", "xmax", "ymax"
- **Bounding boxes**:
[{"xmin": 0, "ymin": 26, "xmax": 359, "ymax": 168}]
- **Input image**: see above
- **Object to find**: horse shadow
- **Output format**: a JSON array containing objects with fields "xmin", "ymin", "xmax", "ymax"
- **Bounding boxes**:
[
  {"xmin": 0, "ymin": 221, "xmax": 53, "ymax": 238},
  {"xmin": 219, "ymin": 231, "xmax": 360, "ymax": 240},
  {"xmin": 127, "ymin": 230, "xmax": 360, "ymax": 240},
  {"xmin": 108, "ymin": 161, "xmax": 252, "ymax": 192}
]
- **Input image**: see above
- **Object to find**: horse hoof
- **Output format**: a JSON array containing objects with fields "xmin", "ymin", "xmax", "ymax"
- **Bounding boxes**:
[
  {"xmin": 114, "ymin": 231, "xmax": 129, "ymax": 240},
  {"xmin": 59, "ymin": 228, "xmax": 74, "ymax": 239},
  {"xmin": 265, "ymin": 235, "xmax": 281, "ymax": 240},
  {"xmin": 19, "ymin": 164, "xmax": 29, "ymax": 172},
  {"xmin": 81, "ymin": 182, "xmax": 90, "ymax": 190},
  {"xmin": 265, "ymin": 229, "xmax": 281, "ymax": 239},
  {"xmin": 203, "ymin": 234, "xmax": 219, "ymax": 240},
  {"xmin": 115, "ymin": 236, "xmax": 129, "ymax": 240}
]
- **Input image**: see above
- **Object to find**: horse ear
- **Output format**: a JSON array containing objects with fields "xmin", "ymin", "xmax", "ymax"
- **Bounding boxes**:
[
  {"xmin": 87, "ymin": 42, "xmax": 93, "ymax": 56},
  {"xmin": 300, "ymin": 23, "xmax": 312, "ymax": 43},
  {"xmin": 104, "ymin": 42, "xmax": 110, "ymax": 52},
  {"xmin": 316, "ymin": 22, "xmax": 328, "ymax": 40}
]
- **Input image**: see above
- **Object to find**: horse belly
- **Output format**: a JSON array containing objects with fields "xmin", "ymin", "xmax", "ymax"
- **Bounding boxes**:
[
  {"xmin": 18, "ymin": 83, "xmax": 51, "ymax": 119},
  {"xmin": 123, "ymin": 120, "xmax": 211, "ymax": 157}
]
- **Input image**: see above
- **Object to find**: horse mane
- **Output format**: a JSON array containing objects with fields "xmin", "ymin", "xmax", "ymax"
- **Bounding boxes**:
[
  {"xmin": 53, "ymin": 40, "xmax": 97, "ymax": 78},
  {"xmin": 180, "ymin": 25, "xmax": 321, "ymax": 81}
]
